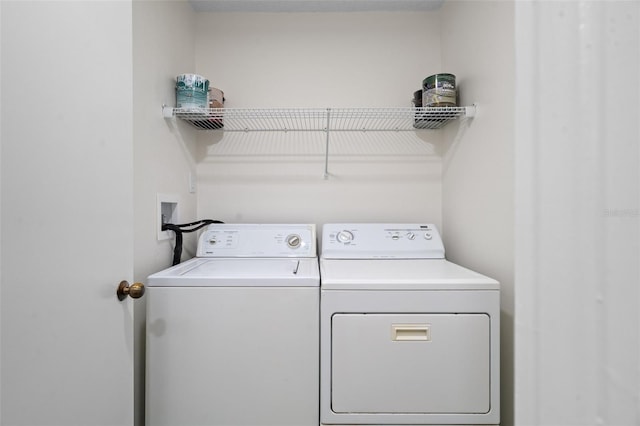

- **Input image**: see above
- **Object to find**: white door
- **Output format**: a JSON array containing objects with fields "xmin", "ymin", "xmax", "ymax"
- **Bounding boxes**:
[{"xmin": 1, "ymin": 1, "xmax": 136, "ymax": 425}]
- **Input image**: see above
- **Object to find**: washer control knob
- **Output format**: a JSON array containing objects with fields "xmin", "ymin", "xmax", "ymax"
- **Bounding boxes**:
[
  {"xmin": 336, "ymin": 230, "xmax": 354, "ymax": 243},
  {"xmin": 286, "ymin": 234, "xmax": 302, "ymax": 249},
  {"xmin": 209, "ymin": 238, "xmax": 217, "ymax": 245},
  {"xmin": 424, "ymin": 233, "xmax": 433, "ymax": 240},
  {"xmin": 407, "ymin": 232, "xmax": 416, "ymax": 240}
]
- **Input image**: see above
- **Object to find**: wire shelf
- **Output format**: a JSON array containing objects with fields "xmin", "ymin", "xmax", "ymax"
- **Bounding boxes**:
[{"xmin": 164, "ymin": 106, "xmax": 474, "ymax": 131}]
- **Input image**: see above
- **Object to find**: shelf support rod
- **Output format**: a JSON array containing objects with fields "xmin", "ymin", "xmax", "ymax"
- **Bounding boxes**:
[{"xmin": 324, "ymin": 108, "xmax": 331, "ymax": 179}]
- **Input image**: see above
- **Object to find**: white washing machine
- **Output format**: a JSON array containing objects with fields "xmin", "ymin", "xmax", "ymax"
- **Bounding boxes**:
[
  {"xmin": 320, "ymin": 223, "xmax": 500, "ymax": 425},
  {"xmin": 146, "ymin": 224, "xmax": 319, "ymax": 426}
]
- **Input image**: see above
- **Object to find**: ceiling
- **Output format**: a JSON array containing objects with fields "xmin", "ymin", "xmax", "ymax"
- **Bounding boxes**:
[{"xmin": 188, "ymin": 0, "xmax": 446, "ymax": 13}]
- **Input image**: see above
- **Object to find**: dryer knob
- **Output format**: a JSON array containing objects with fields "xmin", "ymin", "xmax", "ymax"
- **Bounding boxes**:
[{"xmin": 336, "ymin": 230, "xmax": 354, "ymax": 243}]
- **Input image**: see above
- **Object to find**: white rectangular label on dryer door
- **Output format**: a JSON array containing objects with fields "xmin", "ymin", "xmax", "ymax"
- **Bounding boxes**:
[{"xmin": 331, "ymin": 313, "xmax": 490, "ymax": 414}]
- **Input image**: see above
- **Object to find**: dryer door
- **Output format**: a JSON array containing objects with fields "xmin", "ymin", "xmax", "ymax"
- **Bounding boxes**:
[{"xmin": 331, "ymin": 313, "xmax": 490, "ymax": 414}]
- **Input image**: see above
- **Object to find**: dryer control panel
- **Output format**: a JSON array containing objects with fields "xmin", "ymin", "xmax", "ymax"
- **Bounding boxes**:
[
  {"xmin": 322, "ymin": 223, "xmax": 444, "ymax": 259},
  {"xmin": 197, "ymin": 224, "xmax": 317, "ymax": 258}
]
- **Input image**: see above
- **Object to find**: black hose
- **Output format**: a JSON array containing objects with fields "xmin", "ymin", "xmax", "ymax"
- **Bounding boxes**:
[{"xmin": 162, "ymin": 219, "xmax": 224, "ymax": 265}]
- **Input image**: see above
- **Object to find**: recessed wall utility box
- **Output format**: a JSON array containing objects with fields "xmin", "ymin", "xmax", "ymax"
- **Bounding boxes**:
[{"xmin": 157, "ymin": 194, "xmax": 179, "ymax": 241}]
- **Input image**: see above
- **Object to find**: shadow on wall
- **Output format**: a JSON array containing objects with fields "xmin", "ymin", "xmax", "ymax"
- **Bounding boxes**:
[{"xmin": 196, "ymin": 130, "xmax": 441, "ymax": 179}]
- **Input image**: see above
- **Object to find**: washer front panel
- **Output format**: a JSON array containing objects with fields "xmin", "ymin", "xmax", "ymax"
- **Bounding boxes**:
[{"xmin": 147, "ymin": 286, "xmax": 319, "ymax": 426}]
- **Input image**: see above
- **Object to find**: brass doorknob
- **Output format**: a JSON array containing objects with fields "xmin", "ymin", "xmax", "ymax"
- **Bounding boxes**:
[{"xmin": 117, "ymin": 280, "xmax": 145, "ymax": 301}]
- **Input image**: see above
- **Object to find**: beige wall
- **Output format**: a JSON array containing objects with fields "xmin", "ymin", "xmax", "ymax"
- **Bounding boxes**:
[
  {"xmin": 193, "ymin": 11, "xmax": 445, "ymax": 231},
  {"xmin": 133, "ymin": 0, "xmax": 198, "ymax": 278},
  {"xmin": 132, "ymin": 1, "xmax": 197, "ymax": 424},
  {"xmin": 439, "ymin": 2, "xmax": 515, "ymax": 425}
]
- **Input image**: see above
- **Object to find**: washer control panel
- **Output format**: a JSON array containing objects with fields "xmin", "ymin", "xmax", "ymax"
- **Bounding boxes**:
[
  {"xmin": 322, "ymin": 223, "xmax": 444, "ymax": 259},
  {"xmin": 197, "ymin": 224, "xmax": 316, "ymax": 258}
]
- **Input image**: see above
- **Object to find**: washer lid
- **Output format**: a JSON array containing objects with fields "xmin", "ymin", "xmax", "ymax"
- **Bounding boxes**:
[
  {"xmin": 148, "ymin": 257, "xmax": 320, "ymax": 287},
  {"xmin": 320, "ymin": 258, "xmax": 498, "ymax": 290}
]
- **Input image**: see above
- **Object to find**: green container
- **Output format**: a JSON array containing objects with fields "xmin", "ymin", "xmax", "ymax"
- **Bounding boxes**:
[
  {"xmin": 422, "ymin": 73, "xmax": 456, "ymax": 107},
  {"xmin": 176, "ymin": 74, "xmax": 209, "ymax": 109}
]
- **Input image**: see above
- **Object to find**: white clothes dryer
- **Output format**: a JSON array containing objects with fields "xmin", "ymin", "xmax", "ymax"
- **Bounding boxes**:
[
  {"xmin": 146, "ymin": 224, "xmax": 319, "ymax": 426},
  {"xmin": 320, "ymin": 223, "xmax": 500, "ymax": 425}
]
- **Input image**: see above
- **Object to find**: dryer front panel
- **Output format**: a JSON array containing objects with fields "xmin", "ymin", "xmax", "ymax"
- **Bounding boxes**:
[{"xmin": 331, "ymin": 313, "xmax": 490, "ymax": 414}]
